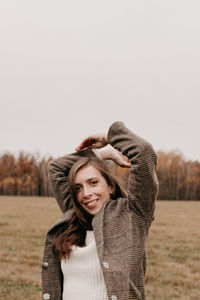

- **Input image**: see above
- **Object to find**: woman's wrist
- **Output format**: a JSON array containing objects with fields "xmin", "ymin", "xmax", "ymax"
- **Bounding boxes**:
[{"xmin": 98, "ymin": 147, "xmax": 111, "ymax": 160}]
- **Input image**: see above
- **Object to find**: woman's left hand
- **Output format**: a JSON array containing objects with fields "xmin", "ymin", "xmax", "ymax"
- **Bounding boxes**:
[
  {"xmin": 75, "ymin": 133, "xmax": 108, "ymax": 151},
  {"xmin": 99, "ymin": 147, "xmax": 131, "ymax": 167}
]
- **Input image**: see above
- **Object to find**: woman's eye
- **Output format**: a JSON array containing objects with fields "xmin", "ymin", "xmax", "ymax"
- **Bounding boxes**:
[
  {"xmin": 75, "ymin": 186, "xmax": 82, "ymax": 193},
  {"xmin": 91, "ymin": 180, "xmax": 98, "ymax": 185}
]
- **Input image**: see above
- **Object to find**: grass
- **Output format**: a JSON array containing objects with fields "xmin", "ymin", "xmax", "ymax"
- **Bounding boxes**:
[
  {"xmin": 0, "ymin": 196, "xmax": 200, "ymax": 300},
  {"xmin": 146, "ymin": 201, "xmax": 200, "ymax": 300}
]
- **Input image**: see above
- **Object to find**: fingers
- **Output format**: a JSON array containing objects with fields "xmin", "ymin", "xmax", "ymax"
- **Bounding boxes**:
[
  {"xmin": 76, "ymin": 143, "xmax": 100, "ymax": 151},
  {"xmin": 121, "ymin": 161, "xmax": 131, "ymax": 167},
  {"xmin": 75, "ymin": 137, "xmax": 93, "ymax": 151},
  {"xmin": 117, "ymin": 157, "xmax": 131, "ymax": 167},
  {"xmin": 76, "ymin": 134, "xmax": 108, "ymax": 151},
  {"xmin": 116, "ymin": 154, "xmax": 131, "ymax": 167}
]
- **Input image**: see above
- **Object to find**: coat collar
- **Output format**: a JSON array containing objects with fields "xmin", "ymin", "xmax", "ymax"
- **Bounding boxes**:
[
  {"xmin": 47, "ymin": 201, "xmax": 108, "ymax": 250},
  {"xmin": 91, "ymin": 201, "xmax": 109, "ymax": 259}
]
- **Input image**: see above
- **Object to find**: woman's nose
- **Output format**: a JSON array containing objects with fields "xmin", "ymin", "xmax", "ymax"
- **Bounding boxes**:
[{"xmin": 83, "ymin": 186, "xmax": 92, "ymax": 198}]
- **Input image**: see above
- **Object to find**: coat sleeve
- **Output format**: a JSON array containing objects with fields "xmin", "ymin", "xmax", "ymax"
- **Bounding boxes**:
[
  {"xmin": 107, "ymin": 121, "xmax": 159, "ymax": 222},
  {"xmin": 48, "ymin": 149, "xmax": 97, "ymax": 213}
]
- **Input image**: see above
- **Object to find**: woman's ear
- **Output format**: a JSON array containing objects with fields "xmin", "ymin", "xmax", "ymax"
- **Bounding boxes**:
[{"xmin": 109, "ymin": 185, "xmax": 114, "ymax": 196}]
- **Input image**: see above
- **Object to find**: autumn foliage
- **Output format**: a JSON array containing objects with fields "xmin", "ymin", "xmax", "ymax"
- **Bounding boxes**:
[
  {"xmin": 0, "ymin": 150, "xmax": 199, "ymax": 200},
  {"xmin": 0, "ymin": 152, "xmax": 52, "ymax": 196},
  {"xmin": 156, "ymin": 151, "xmax": 200, "ymax": 200}
]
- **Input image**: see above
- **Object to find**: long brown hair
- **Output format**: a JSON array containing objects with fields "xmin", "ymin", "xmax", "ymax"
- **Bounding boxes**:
[{"xmin": 54, "ymin": 156, "xmax": 127, "ymax": 260}]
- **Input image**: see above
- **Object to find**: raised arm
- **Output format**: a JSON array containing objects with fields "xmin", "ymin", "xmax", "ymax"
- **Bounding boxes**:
[
  {"xmin": 107, "ymin": 121, "xmax": 159, "ymax": 222},
  {"xmin": 48, "ymin": 149, "xmax": 97, "ymax": 213}
]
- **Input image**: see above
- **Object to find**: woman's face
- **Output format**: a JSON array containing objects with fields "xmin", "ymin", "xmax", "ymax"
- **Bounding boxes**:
[{"xmin": 74, "ymin": 165, "xmax": 113, "ymax": 216}]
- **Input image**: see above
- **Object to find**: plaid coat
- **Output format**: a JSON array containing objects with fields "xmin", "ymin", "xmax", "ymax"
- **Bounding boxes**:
[{"xmin": 41, "ymin": 121, "xmax": 159, "ymax": 300}]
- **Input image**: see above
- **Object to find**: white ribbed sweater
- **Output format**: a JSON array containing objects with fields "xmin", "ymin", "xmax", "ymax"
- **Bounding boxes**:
[{"xmin": 61, "ymin": 231, "xmax": 108, "ymax": 300}]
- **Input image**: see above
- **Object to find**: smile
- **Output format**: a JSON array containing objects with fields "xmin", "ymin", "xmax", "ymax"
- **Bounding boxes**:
[{"xmin": 84, "ymin": 199, "xmax": 98, "ymax": 208}]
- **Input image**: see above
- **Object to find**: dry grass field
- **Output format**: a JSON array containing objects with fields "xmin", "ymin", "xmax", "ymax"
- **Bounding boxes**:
[{"xmin": 0, "ymin": 196, "xmax": 199, "ymax": 300}]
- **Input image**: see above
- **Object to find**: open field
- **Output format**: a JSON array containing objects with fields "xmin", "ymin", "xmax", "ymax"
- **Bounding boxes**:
[{"xmin": 0, "ymin": 196, "xmax": 200, "ymax": 300}]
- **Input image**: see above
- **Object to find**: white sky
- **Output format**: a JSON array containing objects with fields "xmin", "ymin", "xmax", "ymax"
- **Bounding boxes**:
[{"xmin": 1, "ymin": 0, "xmax": 200, "ymax": 161}]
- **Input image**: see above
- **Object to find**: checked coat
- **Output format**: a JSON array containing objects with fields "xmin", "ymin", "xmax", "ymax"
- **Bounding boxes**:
[{"xmin": 41, "ymin": 121, "xmax": 159, "ymax": 300}]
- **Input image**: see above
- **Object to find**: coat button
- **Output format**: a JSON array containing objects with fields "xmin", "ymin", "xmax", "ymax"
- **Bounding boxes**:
[
  {"xmin": 103, "ymin": 261, "xmax": 109, "ymax": 268},
  {"xmin": 43, "ymin": 293, "xmax": 50, "ymax": 300},
  {"xmin": 42, "ymin": 261, "xmax": 49, "ymax": 269},
  {"xmin": 111, "ymin": 296, "xmax": 117, "ymax": 300}
]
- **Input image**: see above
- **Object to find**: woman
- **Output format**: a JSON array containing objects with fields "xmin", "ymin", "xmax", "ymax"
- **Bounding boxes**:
[{"xmin": 41, "ymin": 121, "xmax": 159, "ymax": 300}]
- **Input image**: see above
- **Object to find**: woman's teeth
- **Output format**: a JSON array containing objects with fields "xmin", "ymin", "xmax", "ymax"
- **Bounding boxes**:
[{"xmin": 86, "ymin": 200, "xmax": 98, "ymax": 207}]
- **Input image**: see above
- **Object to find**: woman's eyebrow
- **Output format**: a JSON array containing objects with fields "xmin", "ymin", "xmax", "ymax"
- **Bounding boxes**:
[
  {"xmin": 74, "ymin": 177, "xmax": 98, "ymax": 185},
  {"xmin": 86, "ymin": 177, "xmax": 98, "ymax": 182}
]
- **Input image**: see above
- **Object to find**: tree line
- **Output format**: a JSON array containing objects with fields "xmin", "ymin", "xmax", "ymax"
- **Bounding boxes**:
[
  {"xmin": 0, "ymin": 151, "xmax": 199, "ymax": 200},
  {"xmin": 0, "ymin": 152, "xmax": 52, "ymax": 197}
]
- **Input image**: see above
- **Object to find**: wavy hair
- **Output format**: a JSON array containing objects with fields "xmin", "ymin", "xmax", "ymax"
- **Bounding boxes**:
[{"xmin": 54, "ymin": 156, "xmax": 127, "ymax": 260}]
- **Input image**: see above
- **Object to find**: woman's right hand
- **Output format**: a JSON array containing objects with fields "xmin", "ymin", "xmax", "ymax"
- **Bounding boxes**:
[{"xmin": 75, "ymin": 133, "xmax": 108, "ymax": 151}]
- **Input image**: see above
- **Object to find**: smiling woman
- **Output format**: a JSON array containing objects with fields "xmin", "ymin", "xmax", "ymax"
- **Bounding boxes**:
[
  {"xmin": 74, "ymin": 165, "xmax": 113, "ymax": 215},
  {"xmin": 69, "ymin": 156, "xmax": 127, "ymax": 217},
  {"xmin": 41, "ymin": 121, "xmax": 159, "ymax": 300},
  {"xmin": 53, "ymin": 155, "xmax": 128, "ymax": 265}
]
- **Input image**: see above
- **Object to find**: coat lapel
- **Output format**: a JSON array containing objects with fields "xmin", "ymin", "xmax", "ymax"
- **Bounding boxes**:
[{"xmin": 92, "ymin": 204, "xmax": 105, "ymax": 260}]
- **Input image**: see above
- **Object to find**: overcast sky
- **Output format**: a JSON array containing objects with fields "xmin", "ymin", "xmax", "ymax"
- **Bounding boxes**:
[{"xmin": 1, "ymin": 0, "xmax": 200, "ymax": 161}]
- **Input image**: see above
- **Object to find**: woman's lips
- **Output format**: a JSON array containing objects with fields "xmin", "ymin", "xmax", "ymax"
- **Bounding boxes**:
[{"xmin": 85, "ymin": 199, "xmax": 98, "ymax": 208}]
